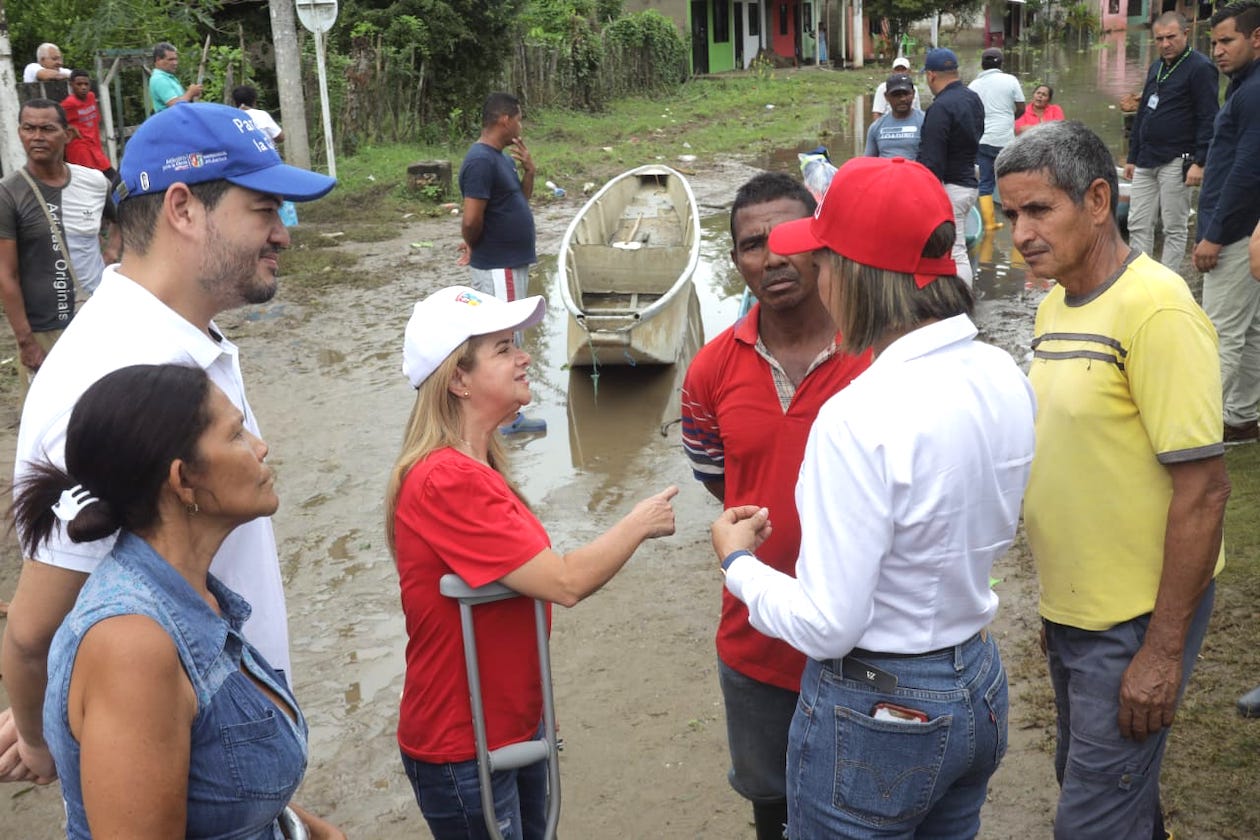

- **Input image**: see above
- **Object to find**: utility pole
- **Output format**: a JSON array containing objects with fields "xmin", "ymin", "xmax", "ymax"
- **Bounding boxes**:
[
  {"xmin": 270, "ymin": 0, "xmax": 311, "ymax": 169},
  {"xmin": 0, "ymin": 0, "xmax": 25, "ymax": 175},
  {"xmin": 853, "ymin": 0, "xmax": 865, "ymax": 68}
]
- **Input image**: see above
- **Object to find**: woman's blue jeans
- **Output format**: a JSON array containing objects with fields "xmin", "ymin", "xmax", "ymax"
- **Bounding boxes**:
[
  {"xmin": 787, "ymin": 632, "xmax": 1007, "ymax": 839},
  {"xmin": 401, "ymin": 748, "xmax": 547, "ymax": 840}
]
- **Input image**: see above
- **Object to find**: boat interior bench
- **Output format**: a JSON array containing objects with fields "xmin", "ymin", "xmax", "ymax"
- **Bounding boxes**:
[{"xmin": 569, "ymin": 244, "xmax": 690, "ymax": 313}]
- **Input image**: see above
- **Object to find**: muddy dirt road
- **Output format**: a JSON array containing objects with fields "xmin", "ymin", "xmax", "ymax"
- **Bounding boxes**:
[{"xmin": 1, "ymin": 158, "xmax": 1059, "ymax": 838}]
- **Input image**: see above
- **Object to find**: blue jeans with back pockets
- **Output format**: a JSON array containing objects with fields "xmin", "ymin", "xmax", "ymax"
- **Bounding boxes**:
[
  {"xmin": 401, "ymin": 748, "xmax": 547, "ymax": 840},
  {"xmin": 787, "ymin": 631, "xmax": 1007, "ymax": 839}
]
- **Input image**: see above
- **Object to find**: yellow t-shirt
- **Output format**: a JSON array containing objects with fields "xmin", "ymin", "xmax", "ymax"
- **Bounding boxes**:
[{"xmin": 1025, "ymin": 252, "xmax": 1225, "ymax": 630}]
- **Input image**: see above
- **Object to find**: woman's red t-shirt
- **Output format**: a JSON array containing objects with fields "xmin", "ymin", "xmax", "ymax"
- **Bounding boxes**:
[{"xmin": 394, "ymin": 448, "xmax": 551, "ymax": 763}]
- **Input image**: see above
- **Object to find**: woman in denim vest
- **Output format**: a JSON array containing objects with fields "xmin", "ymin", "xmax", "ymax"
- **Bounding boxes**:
[{"xmin": 11, "ymin": 363, "xmax": 341, "ymax": 839}]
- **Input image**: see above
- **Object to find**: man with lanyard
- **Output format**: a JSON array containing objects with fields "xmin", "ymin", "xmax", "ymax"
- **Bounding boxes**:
[
  {"xmin": 1125, "ymin": 11, "xmax": 1219, "ymax": 270},
  {"xmin": 681, "ymin": 172, "xmax": 870, "ymax": 840},
  {"xmin": 918, "ymin": 47, "xmax": 985, "ymax": 286},
  {"xmin": 1195, "ymin": 1, "xmax": 1260, "ymax": 446}
]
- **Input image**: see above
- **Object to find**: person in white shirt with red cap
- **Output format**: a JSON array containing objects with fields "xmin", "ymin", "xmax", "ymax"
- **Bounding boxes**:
[{"xmin": 711, "ymin": 155, "xmax": 1036, "ymax": 839}]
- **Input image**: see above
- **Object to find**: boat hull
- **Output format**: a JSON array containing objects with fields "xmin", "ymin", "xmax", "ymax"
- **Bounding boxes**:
[{"xmin": 558, "ymin": 165, "xmax": 701, "ymax": 367}]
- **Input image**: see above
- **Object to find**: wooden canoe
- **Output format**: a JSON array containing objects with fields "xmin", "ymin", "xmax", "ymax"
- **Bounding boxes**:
[{"xmin": 558, "ymin": 165, "xmax": 701, "ymax": 367}]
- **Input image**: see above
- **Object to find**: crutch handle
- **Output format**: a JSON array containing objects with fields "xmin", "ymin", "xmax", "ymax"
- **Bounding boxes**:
[
  {"xmin": 440, "ymin": 574, "xmax": 517, "ymax": 604},
  {"xmin": 489, "ymin": 740, "xmax": 551, "ymax": 772}
]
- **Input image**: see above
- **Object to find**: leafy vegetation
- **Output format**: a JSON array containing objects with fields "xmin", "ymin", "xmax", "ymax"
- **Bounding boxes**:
[{"xmin": 9, "ymin": 0, "xmax": 217, "ymax": 74}]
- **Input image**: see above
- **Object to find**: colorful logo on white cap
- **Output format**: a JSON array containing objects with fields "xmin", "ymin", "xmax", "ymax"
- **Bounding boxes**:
[{"xmin": 454, "ymin": 291, "xmax": 485, "ymax": 306}]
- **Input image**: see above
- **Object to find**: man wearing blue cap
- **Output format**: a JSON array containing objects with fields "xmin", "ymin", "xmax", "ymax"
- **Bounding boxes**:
[
  {"xmin": 0, "ymin": 103, "xmax": 335, "ymax": 785},
  {"xmin": 917, "ymin": 47, "xmax": 984, "ymax": 286}
]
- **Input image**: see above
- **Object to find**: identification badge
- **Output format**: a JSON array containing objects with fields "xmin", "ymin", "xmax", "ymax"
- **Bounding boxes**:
[
  {"xmin": 841, "ymin": 657, "xmax": 898, "ymax": 692},
  {"xmin": 1147, "ymin": 93, "xmax": 1159, "ymax": 110}
]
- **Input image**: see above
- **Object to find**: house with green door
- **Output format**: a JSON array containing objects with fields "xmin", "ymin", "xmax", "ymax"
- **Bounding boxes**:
[{"xmin": 626, "ymin": 1, "xmax": 826, "ymax": 72}]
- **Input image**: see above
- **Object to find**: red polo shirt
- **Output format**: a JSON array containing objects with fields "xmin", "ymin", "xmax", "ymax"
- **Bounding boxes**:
[{"xmin": 681, "ymin": 304, "xmax": 871, "ymax": 690}]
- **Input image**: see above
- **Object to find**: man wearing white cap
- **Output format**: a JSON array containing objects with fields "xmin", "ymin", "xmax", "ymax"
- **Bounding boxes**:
[
  {"xmin": 871, "ymin": 56, "xmax": 922, "ymax": 119},
  {"xmin": 0, "ymin": 103, "xmax": 336, "ymax": 784}
]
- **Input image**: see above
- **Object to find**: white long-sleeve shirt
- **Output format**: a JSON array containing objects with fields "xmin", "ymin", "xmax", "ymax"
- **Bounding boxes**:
[{"xmin": 725, "ymin": 315, "xmax": 1036, "ymax": 661}]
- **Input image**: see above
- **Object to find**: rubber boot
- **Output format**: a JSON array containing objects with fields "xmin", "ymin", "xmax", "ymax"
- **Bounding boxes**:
[
  {"xmin": 979, "ymin": 194, "xmax": 1004, "ymax": 230},
  {"xmin": 752, "ymin": 802, "xmax": 789, "ymax": 840},
  {"xmin": 978, "ymin": 229, "xmax": 996, "ymax": 265}
]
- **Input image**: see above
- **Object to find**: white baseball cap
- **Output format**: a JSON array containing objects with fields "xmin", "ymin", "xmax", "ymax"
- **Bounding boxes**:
[
  {"xmin": 892, "ymin": 56, "xmax": 911, "ymax": 70},
  {"xmin": 402, "ymin": 286, "xmax": 546, "ymax": 388}
]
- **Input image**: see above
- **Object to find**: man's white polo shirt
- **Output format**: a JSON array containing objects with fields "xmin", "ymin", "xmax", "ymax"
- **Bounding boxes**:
[{"xmin": 16, "ymin": 267, "xmax": 291, "ymax": 675}]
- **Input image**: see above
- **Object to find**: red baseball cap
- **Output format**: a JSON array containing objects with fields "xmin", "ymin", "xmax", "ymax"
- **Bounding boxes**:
[{"xmin": 768, "ymin": 156, "xmax": 959, "ymax": 288}]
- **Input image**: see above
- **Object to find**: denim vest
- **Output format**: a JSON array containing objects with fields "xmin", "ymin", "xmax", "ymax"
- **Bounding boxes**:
[{"xmin": 45, "ymin": 532, "xmax": 307, "ymax": 839}]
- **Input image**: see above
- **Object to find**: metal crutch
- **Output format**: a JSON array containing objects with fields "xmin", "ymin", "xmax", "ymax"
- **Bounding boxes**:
[{"xmin": 439, "ymin": 574, "xmax": 561, "ymax": 840}]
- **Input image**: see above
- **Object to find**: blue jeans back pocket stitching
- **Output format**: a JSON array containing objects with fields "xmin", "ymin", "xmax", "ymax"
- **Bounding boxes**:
[{"xmin": 831, "ymin": 705, "xmax": 952, "ymax": 827}]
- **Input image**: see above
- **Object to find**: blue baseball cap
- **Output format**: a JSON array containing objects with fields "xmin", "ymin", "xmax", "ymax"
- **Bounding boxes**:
[
  {"xmin": 115, "ymin": 103, "xmax": 336, "ymax": 204},
  {"xmin": 924, "ymin": 48, "xmax": 959, "ymax": 72}
]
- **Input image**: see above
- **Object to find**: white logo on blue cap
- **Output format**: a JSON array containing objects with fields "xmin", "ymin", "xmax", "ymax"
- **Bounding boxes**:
[{"xmin": 140, "ymin": 172, "xmax": 149, "ymax": 191}]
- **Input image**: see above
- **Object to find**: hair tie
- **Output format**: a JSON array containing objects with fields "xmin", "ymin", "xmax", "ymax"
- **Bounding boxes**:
[{"xmin": 52, "ymin": 485, "xmax": 99, "ymax": 522}]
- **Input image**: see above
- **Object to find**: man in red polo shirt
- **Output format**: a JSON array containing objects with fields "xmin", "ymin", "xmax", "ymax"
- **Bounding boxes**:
[
  {"xmin": 60, "ymin": 70, "xmax": 116, "ymax": 184},
  {"xmin": 680, "ymin": 172, "xmax": 871, "ymax": 840}
]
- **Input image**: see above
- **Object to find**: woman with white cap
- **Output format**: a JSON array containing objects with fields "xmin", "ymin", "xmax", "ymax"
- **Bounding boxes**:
[
  {"xmin": 711, "ymin": 157, "xmax": 1037, "ymax": 838},
  {"xmin": 386, "ymin": 285, "xmax": 677, "ymax": 840}
]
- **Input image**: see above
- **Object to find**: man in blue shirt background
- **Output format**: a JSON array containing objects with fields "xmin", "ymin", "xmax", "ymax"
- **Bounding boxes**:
[
  {"xmin": 457, "ymin": 92, "xmax": 545, "ymax": 435},
  {"xmin": 918, "ymin": 48, "xmax": 984, "ymax": 286}
]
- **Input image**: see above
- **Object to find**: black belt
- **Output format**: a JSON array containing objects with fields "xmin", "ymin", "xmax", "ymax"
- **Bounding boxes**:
[{"xmin": 823, "ymin": 630, "xmax": 989, "ymax": 693}]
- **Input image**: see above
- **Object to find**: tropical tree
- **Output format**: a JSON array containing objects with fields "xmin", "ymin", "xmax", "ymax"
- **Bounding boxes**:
[{"xmin": 864, "ymin": 0, "xmax": 985, "ymax": 47}]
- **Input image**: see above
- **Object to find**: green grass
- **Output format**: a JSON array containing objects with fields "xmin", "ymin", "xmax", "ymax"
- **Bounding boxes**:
[
  {"xmin": 303, "ymin": 68, "xmax": 876, "ymax": 215},
  {"xmin": 281, "ymin": 68, "xmax": 878, "ymax": 295},
  {"xmin": 1160, "ymin": 444, "xmax": 1260, "ymax": 839}
]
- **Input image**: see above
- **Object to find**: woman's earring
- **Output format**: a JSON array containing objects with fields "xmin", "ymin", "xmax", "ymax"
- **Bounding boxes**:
[
  {"xmin": 186, "ymin": 502, "xmax": 199, "ymax": 515},
  {"xmin": 464, "ymin": 390, "xmax": 470, "ymax": 397}
]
